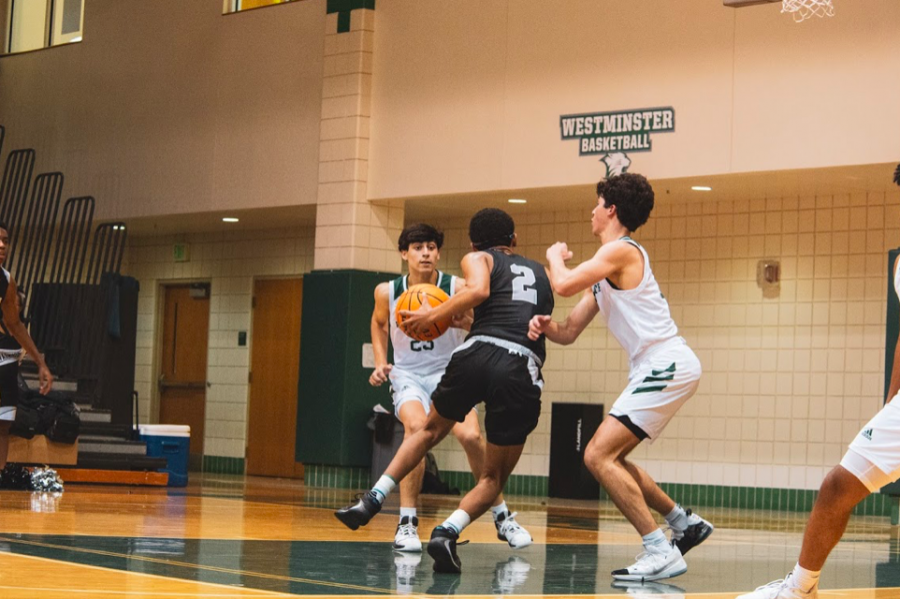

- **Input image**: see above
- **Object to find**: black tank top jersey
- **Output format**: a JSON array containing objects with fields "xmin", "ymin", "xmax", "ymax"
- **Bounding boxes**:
[
  {"xmin": 468, "ymin": 249, "xmax": 554, "ymax": 363},
  {"xmin": 0, "ymin": 268, "xmax": 17, "ymax": 350}
]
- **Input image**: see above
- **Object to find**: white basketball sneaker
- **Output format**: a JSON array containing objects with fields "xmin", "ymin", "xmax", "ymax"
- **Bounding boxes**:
[
  {"xmin": 738, "ymin": 574, "xmax": 818, "ymax": 599},
  {"xmin": 393, "ymin": 515, "xmax": 422, "ymax": 552},
  {"xmin": 0, "ymin": 406, "xmax": 15, "ymax": 421},
  {"xmin": 495, "ymin": 510, "xmax": 533, "ymax": 549},
  {"xmin": 612, "ymin": 544, "xmax": 687, "ymax": 582}
]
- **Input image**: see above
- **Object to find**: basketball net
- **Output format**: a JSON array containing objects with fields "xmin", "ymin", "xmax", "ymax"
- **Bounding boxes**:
[{"xmin": 782, "ymin": 0, "xmax": 834, "ymax": 22}]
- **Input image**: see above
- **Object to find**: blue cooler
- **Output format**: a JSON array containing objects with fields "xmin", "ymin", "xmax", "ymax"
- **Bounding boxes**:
[{"xmin": 139, "ymin": 425, "xmax": 190, "ymax": 487}]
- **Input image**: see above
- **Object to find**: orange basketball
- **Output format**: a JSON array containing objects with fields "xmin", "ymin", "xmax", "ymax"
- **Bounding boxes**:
[{"xmin": 395, "ymin": 283, "xmax": 452, "ymax": 342}]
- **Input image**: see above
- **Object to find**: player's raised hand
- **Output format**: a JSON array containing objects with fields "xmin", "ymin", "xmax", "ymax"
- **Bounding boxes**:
[
  {"xmin": 369, "ymin": 363, "xmax": 393, "ymax": 387},
  {"xmin": 528, "ymin": 314, "xmax": 552, "ymax": 341},
  {"xmin": 546, "ymin": 242, "xmax": 573, "ymax": 263}
]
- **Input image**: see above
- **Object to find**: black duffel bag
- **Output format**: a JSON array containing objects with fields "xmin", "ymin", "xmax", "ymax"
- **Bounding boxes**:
[{"xmin": 11, "ymin": 391, "xmax": 80, "ymax": 444}]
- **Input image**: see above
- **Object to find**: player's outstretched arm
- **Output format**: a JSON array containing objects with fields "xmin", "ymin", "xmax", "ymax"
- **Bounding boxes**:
[
  {"xmin": 1, "ymin": 277, "xmax": 52, "ymax": 394},
  {"xmin": 399, "ymin": 252, "xmax": 491, "ymax": 337},
  {"xmin": 528, "ymin": 290, "xmax": 598, "ymax": 345},
  {"xmin": 368, "ymin": 283, "xmax": 392, "ymax": 387},
  {"xmin": 546, "ymin": 241, "xmax": 630, "ymax": 297}
]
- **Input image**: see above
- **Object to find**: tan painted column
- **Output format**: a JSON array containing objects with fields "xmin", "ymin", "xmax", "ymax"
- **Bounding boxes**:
[{"xmin": 315, "ymin": 8, "xmax": 402, "ymax": 273}]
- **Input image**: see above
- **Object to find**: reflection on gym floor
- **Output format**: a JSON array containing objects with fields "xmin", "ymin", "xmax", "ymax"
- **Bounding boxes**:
[{"xmin": 0, "ymin": 474, "xmax": 898, "ymax": 598}]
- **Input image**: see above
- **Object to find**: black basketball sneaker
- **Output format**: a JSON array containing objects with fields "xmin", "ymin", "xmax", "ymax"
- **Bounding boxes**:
[
  {"xmin": 334, "ymin": 491, "xmax": 382, "ymax": 530},
  {"xmin": 427, "ymin": 526, "xmax": 467, "ymax": 574},
  {"xmin": 672, "ymin": 508, "xmax": 714, "ymax": 555}
]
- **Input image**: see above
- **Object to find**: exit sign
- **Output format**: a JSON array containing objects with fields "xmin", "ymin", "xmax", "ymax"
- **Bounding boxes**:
[{"xmin": 173, "ymin": 243, "xmax": 190, "ymax": 262}]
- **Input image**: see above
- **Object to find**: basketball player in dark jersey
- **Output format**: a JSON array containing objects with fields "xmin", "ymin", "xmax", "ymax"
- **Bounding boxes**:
[
  {"xmin": 0, "ymin": 222, "xmax": 54, "ymax": 469},
  {"xmin": 335, "ymin": 208, "xmax": 554, "ymax": 574}
]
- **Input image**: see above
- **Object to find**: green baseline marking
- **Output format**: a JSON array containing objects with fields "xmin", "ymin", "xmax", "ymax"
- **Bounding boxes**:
[{"xmin": 0, "ymin": 536, "xmax": 394, "ymax": 595}]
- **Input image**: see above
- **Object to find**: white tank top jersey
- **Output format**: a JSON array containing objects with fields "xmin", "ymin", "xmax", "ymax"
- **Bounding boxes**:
[
  {"xmin": 592, "ymin": 238, "xmax": 679, "ymax": 369},
  {"xmin": 388, "ymin": 271, "xmax": 466, "ymax": 377}
]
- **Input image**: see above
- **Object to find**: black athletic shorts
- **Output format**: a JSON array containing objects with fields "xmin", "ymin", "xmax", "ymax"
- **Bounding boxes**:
[
  {"xmin": 0, "ymin": 362, "xmax": 18, "ymax": 408},
  {"xmin": 431, "ymin": 340, "xmax": 543, "ymax": 447}
]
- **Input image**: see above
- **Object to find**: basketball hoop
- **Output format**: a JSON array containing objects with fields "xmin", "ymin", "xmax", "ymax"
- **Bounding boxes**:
[{"xmin": 782, "ymin": 0, "xmax": 834, "ymax": 22}]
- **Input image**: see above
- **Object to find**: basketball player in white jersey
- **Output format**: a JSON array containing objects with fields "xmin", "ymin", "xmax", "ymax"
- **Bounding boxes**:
[
  {"xmin": 529, "ymin": 173, "xmax": 712, "ymax": 582},
  {"xmin": 368, "ymin": 224, "xmax": 531, "ymax": 553},
  {"xmin": 738, "ymin": 261, "xmax": 900, "ymax": 599}
]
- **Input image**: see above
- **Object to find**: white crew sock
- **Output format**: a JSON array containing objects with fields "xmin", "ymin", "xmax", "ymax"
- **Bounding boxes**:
[
  {"xmin": 441, "ymin": 509, "xmax": 471, "ymax": 534},
  {"xmin": 399, "ymin": 507, "xmax": 417, "ymax": 520},
  {"xmin": 491, "ymin": 501, "xmax": 509, "ymax": 520},
  {"xmin": 372, "ymin": 475, "xmax": 396, "ymax": 504},
  {"xmin": 664, "ymin": 504, "xmax": 689, "ymax": 532},
  {"xmin": 642, "ymin": 528, "xmax": 670, "ymax": 551},
  {"xmin": 789, "ymin": 563, "xmax": 821, "ymax": 593}
]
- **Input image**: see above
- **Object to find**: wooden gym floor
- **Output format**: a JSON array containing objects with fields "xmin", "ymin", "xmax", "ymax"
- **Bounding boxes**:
[{"xmin": 0, "ymin": 474, "xmax": 899, "ymax": 598}]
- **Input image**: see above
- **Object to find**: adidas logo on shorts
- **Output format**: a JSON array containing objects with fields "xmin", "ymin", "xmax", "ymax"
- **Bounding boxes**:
[{"xmin": 862, "ymin": 428, "xmax": 874, "ymax": 441}]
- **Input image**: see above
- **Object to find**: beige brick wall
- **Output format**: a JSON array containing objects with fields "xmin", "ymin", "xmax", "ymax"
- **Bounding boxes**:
[
  {"xmin": 429, "ymin": 188, "xmax": 900, "ymax": 489},
  {"xmin": 125, "ymin": 226, "xmax": 315, "ymax": 458},
  {"xmin": 315, "ymin": 9, "xmax": 402, "ymax": 272}
]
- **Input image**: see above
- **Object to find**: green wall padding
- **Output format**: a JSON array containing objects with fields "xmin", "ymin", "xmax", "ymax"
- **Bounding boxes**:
[
  {"xmin": 882, "ymin": 250, "xmax": 900, "ymax": 496},
  {"xmin": 296, "ymin": 269, "xmax": 396, "ymax": 466}
]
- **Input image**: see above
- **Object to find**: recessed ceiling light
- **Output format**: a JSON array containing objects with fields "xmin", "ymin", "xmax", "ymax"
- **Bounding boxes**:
[
  {"xmin": 222, "ymin": 217, "xmax": 239, "ymax": 223},
  {"xmin": 508, "ymin": 199, "xmax": 527, "ymax": 204},
  {"xmin": 691, "ymin": 186, "xmax": 712, "ymax": 192}
]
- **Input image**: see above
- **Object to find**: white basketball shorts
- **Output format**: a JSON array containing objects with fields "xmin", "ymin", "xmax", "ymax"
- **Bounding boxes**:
[
  {"xmin": 609, "ymin": 337, "xmax": 702, "ymax": 442},
  {"xmin": 389, "ymin": 369, "xmax": 443, "ymax": 416},
  {"xmin": 842, "ymin": 400, "xmax": 900, "ymax": 492}
]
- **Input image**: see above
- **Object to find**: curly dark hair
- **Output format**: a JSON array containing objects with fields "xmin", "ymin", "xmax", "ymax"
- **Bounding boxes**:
[
  {"xmin": 398, "ymin": 223, "xmax": 444, "ymax": 251},
  {"xmin": 596, "ymin": 173, "xmax": 655, "ymax": 232},
  {"xmin": 469, "ymin": 208, "xmax": 515, "ymax": 251}
]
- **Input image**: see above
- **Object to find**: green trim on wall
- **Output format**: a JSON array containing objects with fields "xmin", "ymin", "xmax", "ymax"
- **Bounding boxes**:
[
  {"xmin": 337, "ymin": 11, "xmax": 351, "ymax": 33},
  {"xmin": 656, "ymin": 482, "xmax": 891, "ymax": 517},
  {"xmin": 305, "ymin": 464, "xmax": 371, "ymax": 489},
  {"xmin": 326, "ymin": 0, "xmax": 373, "ymax": 34},
  {"xmin": 202, "ymin": 456, "xmax": 245, "ymax": 475},
  {"xmin": 441, "ymin": 470, "xmax": 549, "ymax": 498},
  {"xmin": 326, "ymin": 0, "xmax": 374, "ymax": 13},
  {"xmin": 299, "ymin": 462, "xmax": 893, "ymax": 517}
]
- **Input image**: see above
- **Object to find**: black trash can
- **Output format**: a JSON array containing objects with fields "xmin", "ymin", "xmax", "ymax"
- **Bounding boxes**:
[
  {"xmin": 549, "ymin": 402, "xmax": 603, "ymax": 499},
  {"xmin": 370, "ymin": 412, "xmax": 404, "ymax": 486}
]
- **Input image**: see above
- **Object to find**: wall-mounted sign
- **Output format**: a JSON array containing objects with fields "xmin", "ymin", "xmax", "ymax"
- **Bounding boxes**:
[
  {"xmin": 173, "ymin": 243, "xmax": 190, "ymax": 262},
  {"xmin": 560, "ymin": 106, "xmax": 675, "ymax": 177}
]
